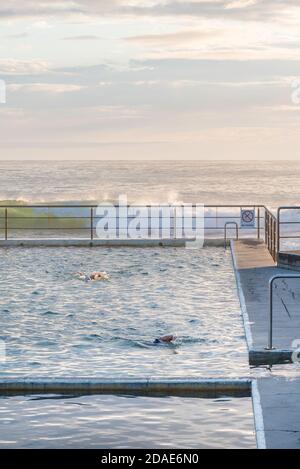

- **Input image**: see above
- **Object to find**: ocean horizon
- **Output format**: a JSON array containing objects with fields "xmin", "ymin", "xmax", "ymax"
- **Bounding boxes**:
[{"xmin": 0, "ymin": 160, "xmax": 298, "ymax": 207}]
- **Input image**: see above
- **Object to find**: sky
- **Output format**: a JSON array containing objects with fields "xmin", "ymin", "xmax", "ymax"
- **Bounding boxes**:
[{"xmin": 0, "ymin": 0, "xmax": 300, "ymax": 160}]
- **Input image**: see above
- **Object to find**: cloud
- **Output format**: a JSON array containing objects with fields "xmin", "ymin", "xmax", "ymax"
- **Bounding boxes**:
[
  {"xmin": 165, "ymin": 78, "xmax": 287, "ymax": 87},
  {"xmin": 86, "ymin": 105, "xmax": 143, "ymax": 119},
  {"xmin": 118, "ymin": 1, "xmax": 300, "ymax": 22},
  {"xmin": 5, "ymin": 32, "xmax": 29, "ymax": 38},
  {"xmin": 0, "ymin": 1, "xmax": 298, "ymax": 23},
  {"xmin": 0, "ymin": 59, "xmax": 49, "ymax": 75},
  {"xmin": 124, "ymin": 29, "xmax": 221, "ymax": 46},
  {"xmin": 257, "ymin": 105, "xmax": 300, "ymax": 112},
  {"xmin": 62, "ymin": 35, "xmax": 101, "ymax": 41},
  {"xmin": 0, "ymin": 1, "xmax": 84, "ymax": 19},
  {"xmin": 8, "ymin": 83, "xmax": 86, "ymax": 93},
  {"xmin": 225, "ymin": 0, "xmax": 260, "ymax": 9}
]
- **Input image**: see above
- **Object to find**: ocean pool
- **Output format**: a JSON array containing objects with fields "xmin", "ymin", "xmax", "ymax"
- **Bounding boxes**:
[{"xmin": 0, "ymin": 247, "xmax": 248, "ymax": 378}]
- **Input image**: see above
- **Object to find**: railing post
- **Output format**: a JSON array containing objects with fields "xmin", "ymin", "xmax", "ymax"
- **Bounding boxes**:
[
  {"xmin": 90, "ymin": 208, "xmax": 94, "ymax": 241},
  {"xmin": 273, "ymin": 219, "xmax": 276, "ymax": 259},
  {"xmin": 174, "ymin": 207, "xmax": 177, "ymax": 239},
  {"xmin": 264, "ymin": 209, "xmax": 267, "ymax": 245},
  {"xmin": 268, "ymin": 277, "xmax": 274, "ymax": 350},
  {"xmin": 257, "ymin": 207, "xmax": 260, "ymax": 240},
  {"xmin": 268, "ymin": 213, "xmax": 270, "ymax": 250},
  {"xmin": 268, "ymin": 214, "xmax": 270, "ymax": 249},
  {"xmin": 276, "ymin": 208, "xmax": 280, "ymax": 257},
  {"xmin": 270, "ymin": 216, "xmax": 273, "ymax": 256},
  {"xmin": 4, "ymin": 208, "xmax": 8, "ymax": 240}
]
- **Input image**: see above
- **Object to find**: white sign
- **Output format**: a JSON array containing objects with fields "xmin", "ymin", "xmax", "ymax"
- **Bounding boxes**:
[{"xmin": 240, "ymin": 209, "xmax": 255, "ymax": 227}]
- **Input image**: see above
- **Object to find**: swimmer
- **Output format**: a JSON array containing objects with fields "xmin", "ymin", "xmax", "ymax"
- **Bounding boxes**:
[
  {"xmin": 76, "ymin": 271, "xmax": 109, "ymax": 281},
  {"xmin": 153, "ymin": 334, "xmax": 177, "ymax": 344},
  {"xmin": 136, "ymin": 334, "xmax": 178, "ymax": 350},
  {"xmin": 90, "ymin": 271, "xmax": 109, "ymax": 281}
]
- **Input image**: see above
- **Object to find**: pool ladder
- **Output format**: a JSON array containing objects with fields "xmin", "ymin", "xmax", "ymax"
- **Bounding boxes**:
[{"xmin": 224, "ymin": 222, "xmax": 239, "ymax": 249}]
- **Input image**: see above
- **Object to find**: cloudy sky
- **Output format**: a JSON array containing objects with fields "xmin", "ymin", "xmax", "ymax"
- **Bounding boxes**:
[{"xmin": 1, "ymin": 0, "xmax": 300, "ymax": 160}]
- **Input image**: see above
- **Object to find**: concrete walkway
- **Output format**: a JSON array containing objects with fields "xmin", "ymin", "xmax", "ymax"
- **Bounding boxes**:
[
  {"xmin": 257, "ymin": 377, "xmax": 300, "ymax": 448},
  {"xmin": 232, "ymin": 239, "xmax": 300, "ymax": 350},
  {"xmin": 231, "ymin": 240, "xmax": 300, "ymax": 448}
]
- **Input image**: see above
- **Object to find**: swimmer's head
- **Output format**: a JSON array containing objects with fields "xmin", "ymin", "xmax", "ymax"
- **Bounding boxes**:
[{"xmin": 158, "ymin": 334, "xmax": 177, "ymax": 343}]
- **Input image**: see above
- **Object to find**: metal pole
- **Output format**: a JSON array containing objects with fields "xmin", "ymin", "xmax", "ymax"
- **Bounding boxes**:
[
  {"xmin": 90, "ymin": 208, "xmax": 93, "ymax": 241},
  {"xmin": 268, "ymin": 213, "xmax": 270, "ymax": 250},
  {"xmin": 270, "ymin": 216, "xmax": 273, "ymax": 256},
  {"xmin": 276, "ymin": 207, "xmax": 280, "ymax": 257},
  {"xmin": 268, "ymin": 213, "xmax": 270, "ymax": 248},
  {"xmin": 275, "ymin": 219, "xmax": 277, "ymax": 261},
  {"xmin": 174, "ymin": 207, "xmax": 177, "ymax": 239},
  {"xmin": 268, "ymin": 277, "xmax": 274, "ymax": 350},
  {"xmin": 5, "ymin": 208, "xmax": 7, "ymax": 240},
  {"xmin": 264, "ymin": 209, "xmax": 267, "ymax": 245},
  {"xmin": 257, "ymin": 207, "xmax": 260, "ymax": 240},
  {"xmin": 273, "ymin": 219, "xmax": 276, "ymax": 260}
]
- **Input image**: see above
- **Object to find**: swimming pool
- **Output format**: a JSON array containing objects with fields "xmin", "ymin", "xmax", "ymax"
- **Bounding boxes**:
[
  {"xmin": 0, "ymin": 394, "xmax": 255, "ymax": 448},
  {"xmin": 0, "ymin": 246, "xmax": 248, "ymax": 378}
]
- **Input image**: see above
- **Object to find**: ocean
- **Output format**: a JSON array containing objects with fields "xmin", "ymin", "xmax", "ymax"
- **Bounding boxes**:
[{"xmin": 0, "ymin": 160, "xmax": 298, "ymax": 207}]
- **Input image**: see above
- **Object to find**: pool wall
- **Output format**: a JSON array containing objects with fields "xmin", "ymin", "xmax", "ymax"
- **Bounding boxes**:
[
  {"xmin": 0, "ymin": 238, "xmax": 228, "ymax": 247},
  {"xmin": 0, "ymin": 377, "xmax": 251, "ymax": 395}
]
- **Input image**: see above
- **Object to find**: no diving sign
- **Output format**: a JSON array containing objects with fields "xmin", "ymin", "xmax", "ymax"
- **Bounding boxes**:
[{"xmin": 241, "ymin": 209, "xmax": 255, "ymax": 227}]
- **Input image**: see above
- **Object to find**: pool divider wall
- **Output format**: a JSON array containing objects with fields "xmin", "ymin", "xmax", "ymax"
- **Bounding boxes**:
[
  {"xmin": 0, "ymin": 377, "xmax": 264, "ymax": 448},
  {"xmin": 0, "ymin": 238, "xmax": 228, "ymax": 248},
  {"xmin": 0, "ymin": 239, "xmax": 186, "ymax": 248},
  {"xmin": 0, "ymin": 378, "xmax": 252, "ymax": 395}
]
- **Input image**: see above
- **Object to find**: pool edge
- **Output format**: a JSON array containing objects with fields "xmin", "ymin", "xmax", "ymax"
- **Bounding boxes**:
[{"xmin": 0, "ymin": 377, "xmax": 252, "ymax": 394}]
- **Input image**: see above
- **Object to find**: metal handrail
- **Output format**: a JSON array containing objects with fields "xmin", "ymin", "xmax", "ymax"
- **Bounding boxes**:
[
  {"xmin": 224, "ymin": 222, "xmax": 239, "ymax": 249},
  {"xmin": 277, "ymin": 206, "xmax": 300, "ymax": 254},
  {"xmin": 0, "ymin": 204, "xmax": 266, "ymax": 241},
  {"xmin": 0, "ymin": 204, "xmax": 267, "ymax": 208},
  {"xmin": 264, "ymin": 207, "xmax": 277, "ymax": 261},
  {"xmin": 268, "ymin": 275, "xmax": 300, "ymax": 350}
]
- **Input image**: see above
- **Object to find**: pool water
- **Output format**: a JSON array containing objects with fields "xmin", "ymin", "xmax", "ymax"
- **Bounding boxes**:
[
  {"xmin": 0, "ymin": 394, "xmax": 256, "ymax": 449},
  {"xmin": 0, "ymin": 247, "xmax": 248, "ymax": 378}
]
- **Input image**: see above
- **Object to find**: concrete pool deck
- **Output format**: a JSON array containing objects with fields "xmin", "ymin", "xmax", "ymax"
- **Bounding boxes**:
[
  {"xmin": 257, "ymin": 377, "xmax": 300, "ymax": 449},
  {"xmin": 231, "ymin": 239, "xmax": 300, "ymax": 448},
  {"xmin": 231, "ymin": 239, "xmax": 300, "ymax": 354}
]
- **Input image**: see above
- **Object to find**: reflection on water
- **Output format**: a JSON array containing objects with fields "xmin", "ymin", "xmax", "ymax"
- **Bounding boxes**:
[
  {"xmin": 0, "ymin": 394, "xmax": 256, "ymax": 449},
  {"xmin": 0, "ymin": 247, "xmax": 249, "ymax": 377}
]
